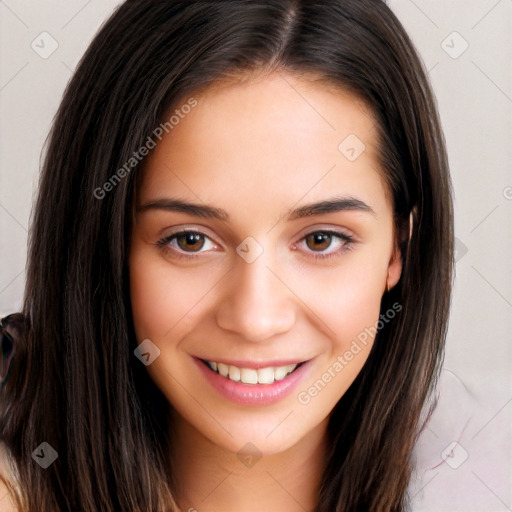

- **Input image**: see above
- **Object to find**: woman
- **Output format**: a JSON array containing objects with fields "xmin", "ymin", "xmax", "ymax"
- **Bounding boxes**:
[{"xmin": 0, "ymin": 1, "xmax": 453, "ymax": 510}]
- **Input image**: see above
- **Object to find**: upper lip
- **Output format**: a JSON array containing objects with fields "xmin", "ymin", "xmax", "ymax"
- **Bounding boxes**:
[{"xmin": 196, "ymin": 356, "xmax": 309, "ymax": 369}]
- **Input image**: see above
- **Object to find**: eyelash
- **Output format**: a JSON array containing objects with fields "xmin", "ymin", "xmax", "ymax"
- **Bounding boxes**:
[{"xmin": 156, "ymin": 229, "xmax": 355, "ymax": 261}]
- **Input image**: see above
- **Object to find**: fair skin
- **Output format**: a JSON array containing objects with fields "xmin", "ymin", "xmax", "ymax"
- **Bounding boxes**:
[{"xmin": 129, "ymin": 71, "xmax": 402, "ymax": 512}]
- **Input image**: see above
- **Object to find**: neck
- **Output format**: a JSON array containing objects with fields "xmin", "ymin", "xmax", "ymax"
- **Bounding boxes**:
[{"xmin": 170, "ymin": 414, "xmax": 328, "ymax": 512}]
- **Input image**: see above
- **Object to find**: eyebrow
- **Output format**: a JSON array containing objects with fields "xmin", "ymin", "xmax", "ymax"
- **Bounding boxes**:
[{"xmin": 136, "ymin": 195, "xmax": 375, "ymax": 220}]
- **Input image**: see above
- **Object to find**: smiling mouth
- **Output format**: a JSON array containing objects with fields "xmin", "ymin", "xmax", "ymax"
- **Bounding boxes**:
[{"xmin": 200, "ymin": 359, "xmax": 304, "ymax": 385}]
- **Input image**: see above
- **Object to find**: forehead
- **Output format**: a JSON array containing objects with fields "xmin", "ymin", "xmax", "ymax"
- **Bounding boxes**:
[{"xmin": 137, "ymin": 72, "xmax": 389, "ymax": 217}]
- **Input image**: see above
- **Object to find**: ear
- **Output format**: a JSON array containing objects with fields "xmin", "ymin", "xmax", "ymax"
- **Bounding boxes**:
[
  {"xmin": 386, "ymin": 211, "xmax": 413, "ymax": 292},
  {"xmin": 386, "ymin": 240, "xmax": 402, "ymax": 292}
]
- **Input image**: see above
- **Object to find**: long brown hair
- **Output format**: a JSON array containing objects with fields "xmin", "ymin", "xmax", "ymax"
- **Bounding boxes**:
[{"xmin": 0, "ymin": 1, "xmax": 453, "ymax": 510}]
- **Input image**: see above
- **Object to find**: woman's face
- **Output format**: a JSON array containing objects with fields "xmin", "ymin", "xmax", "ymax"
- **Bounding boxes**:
[{"xmin": 129, "ymin": 72, "xmax": 402, "ymax": 456}]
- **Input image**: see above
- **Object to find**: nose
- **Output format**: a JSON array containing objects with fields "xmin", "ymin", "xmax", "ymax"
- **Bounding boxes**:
[{"xmin": 215, "ymin": 254, "xmax": 296, "ymax": 342}]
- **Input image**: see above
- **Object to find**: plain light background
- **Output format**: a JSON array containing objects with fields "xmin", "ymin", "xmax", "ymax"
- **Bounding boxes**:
[{"xmin": 0, "ymin": 1, "xmax": 511, "ymax": 511}]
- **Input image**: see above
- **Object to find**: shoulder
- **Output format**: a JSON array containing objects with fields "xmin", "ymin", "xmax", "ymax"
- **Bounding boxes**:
[{"xmin": 0, "ymin": 443, "xmax": 19, "ymax": 512}]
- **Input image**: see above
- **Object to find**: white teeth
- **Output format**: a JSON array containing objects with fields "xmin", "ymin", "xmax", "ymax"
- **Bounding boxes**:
[
  {"xmin": 206, "ymin": 360, "xmax": 298, "ymax": 384},
  {"xmin": 274, "ymin": 365, "xmax": 289, "ymax": 381},
  {"xmin": 217, "ymin": 362, "xmax": 229, "ymax": 377},
  {"xmin": 257, "ymin": 367, "xmax": 274, "ymax": 384},
  {"xmin": 228, "ymin": 365, "xmax": 240, "ymax": 382},
  {"xmin": 240, "ymin": 368, "xmax": 258, "ymax": 384}
]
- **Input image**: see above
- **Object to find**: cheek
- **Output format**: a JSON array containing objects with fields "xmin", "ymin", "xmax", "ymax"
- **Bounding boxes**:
[
  {"xmin": 289, "ymin": 256, "xmax": 385, "ymax": 349},
  {"xmin": 129, "ymin": 247, "xmax": 218, "ymax": 341},
  {"xmin": 292, "ymin": 262, "xmax": 384, "ymax": 413},
  {"xmin": 335, "ymin": 268, "xmax": 383, "ymax": 347}
]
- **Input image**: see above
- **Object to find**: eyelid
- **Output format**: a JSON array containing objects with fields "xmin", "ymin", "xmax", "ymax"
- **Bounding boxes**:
[
  {"xmin": 293, "ymin": 224, "xmax": 356, "ymax": 242},
  {"xmin": 156, "ymin": 226, "xmax": 222, "ymax": 260},
  {"xmin": 161, "ymin": 224, "xmax": 223, "ymax": 245},
  {"xmin": 157, "ymin": 224, "xmax": 356, "ymax": 260}
]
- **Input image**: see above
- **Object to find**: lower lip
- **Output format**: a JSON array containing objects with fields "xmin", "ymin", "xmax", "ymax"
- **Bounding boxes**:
[{"xmin": 194, "ymin": 357, "xmax": 313, "ymax": 406}]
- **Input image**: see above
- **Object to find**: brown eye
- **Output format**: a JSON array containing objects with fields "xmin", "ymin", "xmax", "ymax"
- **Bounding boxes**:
[
  {"xmin": 157, "ymin": 230, "xmax": 218, "ymax": 259},
  {"xmin": 305, "ymin": 232, "xmax": 333, "ymax": 251},
  {"xmin": 298, "ymin": 230, "xmax": 354, "ymax": 260},
  {"xmin": 176, "ymin": 232, "xmax": 205, "ymax": 252}
]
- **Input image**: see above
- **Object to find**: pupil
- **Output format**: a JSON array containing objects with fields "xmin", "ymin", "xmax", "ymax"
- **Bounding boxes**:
[
  {"xmin": 308, "ymin": 233, "xmax": 331, "ymax": 251},
  {"xmin": 179, "ymin": 233, "xmax": 204, "ymax": 252}
]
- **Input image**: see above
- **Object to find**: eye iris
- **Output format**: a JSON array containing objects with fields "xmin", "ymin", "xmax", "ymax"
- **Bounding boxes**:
[
  {"xmin": 177, "ymin": 233, "xmax": 204, "ymax": 252},
  {"xmin": 306, "ymin": 232, "xmax": 331, "ymax": 251}
]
